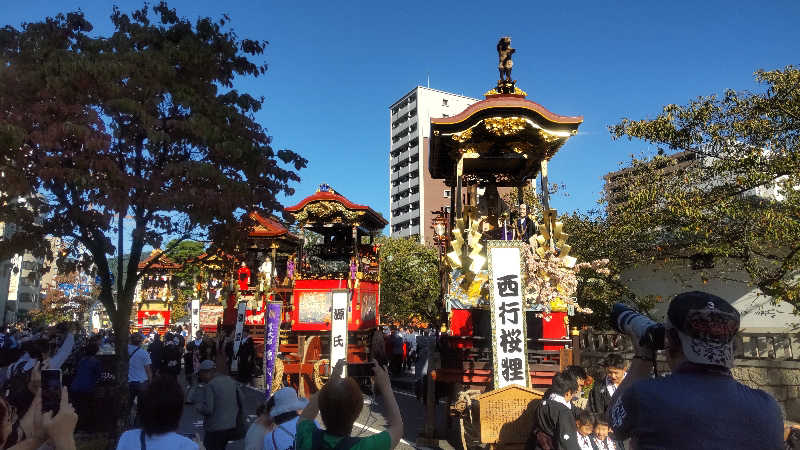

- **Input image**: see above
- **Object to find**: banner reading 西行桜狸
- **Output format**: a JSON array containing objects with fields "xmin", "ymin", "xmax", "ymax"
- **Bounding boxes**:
[
  {"xmin": 330, "ymin": 289, "xmax": 349, "ymax": 378},
  {"xmin": 488, "ymin": 241, "xmax": 529, "ymax": 389},
  {"xmin": 263, "ymin": 301, "xmax": 281, "ymax": 399}
]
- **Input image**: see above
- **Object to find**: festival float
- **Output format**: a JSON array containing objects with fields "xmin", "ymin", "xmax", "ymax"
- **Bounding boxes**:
[
  {"xmin": 134, "ymin": 249, "xmax": 180, "ymax": 335},
  {"xmin": 422, "ymin": 37, "xmax": 602, "ymax": 448},
  {"xmin": 272, "ymin": 184, "xmax": 386, "ymax": 396},
  {"xmin": 189, "ymin": 211, "xmax": 299, "ymax": 378}
]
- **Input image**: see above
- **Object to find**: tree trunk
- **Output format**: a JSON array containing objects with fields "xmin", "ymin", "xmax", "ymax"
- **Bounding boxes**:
[{"xmin": 112, "ymin": 307, "xmax": 131, "ymax": 436}]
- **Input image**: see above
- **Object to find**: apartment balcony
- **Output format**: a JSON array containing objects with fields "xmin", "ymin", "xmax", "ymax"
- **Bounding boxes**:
[
  {"xmin": 408, "ymin": 225, "xmax": 420, "ymax": 236},
  {"xmin": 398, "ymin": 162, "xmax": 415, "ymax": 179},
  {"xmin": 392, "ymin": 193, "xmax": 410, "ymax": 209},
  {"xmin": 401, "ymin": 162, "xmax": 419, "ymax": 178},
  {"xmin": 405, "ymin": 116, "xmax": 418, "ymax": 133},
  {"xmin": 390, "ymin": 184, "xmax": 403, "ymax": 196},
  {"xmin": 392, "ymin": 210, "xmax": 411, "ymax": 224},
  {"xmin": 391, "ymin": 133, "xmax": 410, "ymax": 151},
  {"xmin": 392, "ymin": 226, "xmax": 411, "ymax": 238}
]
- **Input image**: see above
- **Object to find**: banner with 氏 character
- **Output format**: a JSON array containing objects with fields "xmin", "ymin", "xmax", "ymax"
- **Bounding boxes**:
[
  {"xmin": 488, "ymin": 241, "xmax": 529, "ymax": 389},
  {"xmin": 330, "ymin": 289, "xmax": 349, "ymax": 378},
  {"xmin": 263, "ymin": 301, "xmax": 281, "ymax": 399}
]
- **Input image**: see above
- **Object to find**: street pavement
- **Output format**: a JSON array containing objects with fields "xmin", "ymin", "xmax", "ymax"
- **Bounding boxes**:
[{"xmin": 177, "ymin": 374, "xmax": 448, "ymax": 450}]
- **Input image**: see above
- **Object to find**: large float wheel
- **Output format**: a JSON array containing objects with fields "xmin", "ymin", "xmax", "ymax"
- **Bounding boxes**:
[{"xmin": 299, "ymin": 336, "xmax": 322, "ymax": 397}]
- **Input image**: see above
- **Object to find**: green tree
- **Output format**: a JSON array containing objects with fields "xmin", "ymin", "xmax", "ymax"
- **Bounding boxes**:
[
  {"xmin": 0, "ymin": 3, "xmax": 305, "ymax": 429},
  {"xmin": 378, "ymin": 237, "xmax": 442, "ymax": 327},
  {"xmin": 559, "ymin": 211, "xmax": 658, "ymax": 328},
  {"xmin": 501, "ymin": 186, "xmax": 655, "ymax": 328},
  {"xmin": 609, "ymin": 66, "xmax": 800, "ymax": 310}
]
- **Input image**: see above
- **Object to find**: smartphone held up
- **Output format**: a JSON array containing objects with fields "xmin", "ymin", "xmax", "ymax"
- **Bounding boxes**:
[{"xmin": 41, "ymin": 369, "xmax": 62, "ymax": 414}]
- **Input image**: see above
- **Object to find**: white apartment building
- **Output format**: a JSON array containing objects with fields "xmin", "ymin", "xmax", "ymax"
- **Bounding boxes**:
[
  {"xmin": 389, "ymin": 86, "xmax": 478, "ymax": 243},
  {"xmin": 0, "ymin": 222, "xmax": 44, "ymax": 324}
]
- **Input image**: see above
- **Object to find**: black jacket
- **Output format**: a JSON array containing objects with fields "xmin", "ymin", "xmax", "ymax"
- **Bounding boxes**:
[
  {"xmin": 529, "ymin": 397, "xmax": 580, "ymax": 450},
  {"xmin": 588, "ymin": 380, "xmax": 613, "ymax": 416}
]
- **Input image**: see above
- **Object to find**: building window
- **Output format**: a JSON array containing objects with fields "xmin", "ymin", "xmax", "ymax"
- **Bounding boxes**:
[
  {"xmin": 22, "ymin": 261, "xmax": 36, "ymax": 271},
  {"xmin": 443, "ymin": 189, "xmax": 451, "ymax": 198},
  {"xmin": 442, "ymin": 99, "xmax": 448, "ymax": 107},
  {"xmin": 444, "ymin": 206, "xmax": 451, "ymax": 214}
]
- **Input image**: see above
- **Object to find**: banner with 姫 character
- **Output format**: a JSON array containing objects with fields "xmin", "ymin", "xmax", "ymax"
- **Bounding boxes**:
[
  {"xmin": 263, "ymin": 301, "xmax": 282, "ymax": 399},
  {"xmin": 487, "ymin": 241, "xmax": 529, "ymax": 389}
]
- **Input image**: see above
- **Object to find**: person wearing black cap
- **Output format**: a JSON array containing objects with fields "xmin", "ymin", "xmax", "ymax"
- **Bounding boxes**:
[{"xmin": 608, "ymin": 291, "xmax": 783, "ymax": 449}]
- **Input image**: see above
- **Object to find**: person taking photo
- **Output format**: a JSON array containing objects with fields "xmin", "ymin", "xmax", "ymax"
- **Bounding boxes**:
[
  {"xmin": 608, "ymin": 291, "xmax": 784, "ymax": 449},
  {"xmin": 296, "ymin": 360, "xmax": 403, "ymax": 450}
]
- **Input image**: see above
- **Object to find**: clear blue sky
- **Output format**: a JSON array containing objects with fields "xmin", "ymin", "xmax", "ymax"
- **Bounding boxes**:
[{"xmin": 5, "ymin": 1, "xmax": 800, "ymax": 228}]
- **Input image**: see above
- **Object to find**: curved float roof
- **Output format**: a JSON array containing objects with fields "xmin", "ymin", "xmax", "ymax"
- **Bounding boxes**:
[
  {"xmin": 429, "ymin": 93, "xmax": 583, "ymax": 182},
  {"xmin": 285, "ymin": 185, "xmax": 388, "ymax": 230}
]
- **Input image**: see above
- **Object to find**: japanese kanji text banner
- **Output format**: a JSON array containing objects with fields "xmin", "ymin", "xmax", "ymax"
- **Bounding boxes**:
[
  {"xmin": 190, "ymin": 299, "xmax": 200, "ymax": 338},
  {"xmin": 330, "ymin": 290, "xmax": 349, "ymax": 378},
  {"xmin": 488, "ymin": 245, "xmax": 529, "ymax": 389},
  {"xmin": 264, "ymin": 301, "xmax": 281, "ymax": 399},
  {"xmin": 231, "ymin": 301, "xmax": 247, "ymax": 372}
]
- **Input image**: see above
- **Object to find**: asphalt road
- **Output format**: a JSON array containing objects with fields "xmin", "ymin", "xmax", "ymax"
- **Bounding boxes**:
[{"xmin": 177, "ymin": 376, "xmax": 448, "ymax": 450}]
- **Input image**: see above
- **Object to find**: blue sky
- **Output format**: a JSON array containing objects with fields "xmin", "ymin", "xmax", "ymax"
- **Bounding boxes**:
[{"xmin": 5, "ymin": 1, "xmax": 800, "ymax": 228}]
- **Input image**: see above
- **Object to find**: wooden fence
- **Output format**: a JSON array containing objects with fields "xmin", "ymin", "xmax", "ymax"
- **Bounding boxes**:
[{"xmin": 573, "ymin": 329, "xmax": 800, "ymax": 367}]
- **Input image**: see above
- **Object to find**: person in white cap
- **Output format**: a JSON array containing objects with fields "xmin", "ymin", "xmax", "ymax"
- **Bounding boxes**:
[
  {"xmin": 608, "ymin": 291, "xmax": 783, "ymax": 449},
  {"xmin": 262, "ymin": 387, "xmax": 309, "ymax": 450}
]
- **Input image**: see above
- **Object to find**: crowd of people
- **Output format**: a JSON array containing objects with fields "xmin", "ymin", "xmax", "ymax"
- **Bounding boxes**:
[
  {"xmin": 0, "ymin": 321, "xmax": 272, "ymax": 450},
  {"xmin": 0, "ymin": 290, "xmax": 794, "ymax": 450},
  {"xmin": 530, "ymin": 359, "xmax": 627, "ymax": 450}
]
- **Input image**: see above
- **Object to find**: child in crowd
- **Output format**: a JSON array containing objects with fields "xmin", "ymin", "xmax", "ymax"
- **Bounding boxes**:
[
  {"xmin": 563, "ymin": 365, "xmax": 588, "ymax": 412},
  {"xmin": 588, "ymin": 354, "xmax": 627, "ymax": 416},
  {"xmin": 575, "ymin": 410, "xmax": 596, "ymax": 450},
  {"xmin": 528, "ymin": 372, "xmax": 580, "ymax": 450},
  {"xmin": 592, "ymin": 417, "xmax": 620, "ymax": 450}
]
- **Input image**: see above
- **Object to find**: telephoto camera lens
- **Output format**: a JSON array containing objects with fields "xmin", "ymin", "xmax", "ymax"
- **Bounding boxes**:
[{"xmin": 610, "ymin": 303, "xmax": 666, "ymax": 350}]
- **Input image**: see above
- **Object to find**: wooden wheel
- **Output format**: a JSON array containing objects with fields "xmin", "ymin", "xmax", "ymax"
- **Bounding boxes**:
[{"xmin": 299, "ymin": 335, "xmax": 322, "ymax": 397}]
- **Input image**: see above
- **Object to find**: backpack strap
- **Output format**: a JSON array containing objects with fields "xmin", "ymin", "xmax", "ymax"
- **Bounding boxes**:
[
  {"xmin": 333, "ymin": 436, "xmax": 362, "ymax": 450},
  {"xmin": 311, "ymin": 427, "xmax": 325, "ymax": 450},
  {"xmin": 139, "ymin": 430, "xmax": 147, "ymax": 450},
  {"xmin": 129, "ymin": 347, "xmax": 141, "ymax": 360},
  {"xmin": 311, "ymin": 427, "xmax": 362, "ymax": 450}
]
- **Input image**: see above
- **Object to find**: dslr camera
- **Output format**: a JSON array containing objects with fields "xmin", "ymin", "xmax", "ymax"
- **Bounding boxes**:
[{"xmin": 610, "ymin": 303, "xmax": 665, "ymax": 350}]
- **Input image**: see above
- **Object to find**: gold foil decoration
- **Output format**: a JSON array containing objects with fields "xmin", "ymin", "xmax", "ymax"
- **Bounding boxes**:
[
  {"xmin": 293, "ymin": 201, "xmax": 363, "ymax": 224},
  {"xmin": 459, "ymin": 143, "xmax": 491, "ymax": 155},
  {"xmin": 529, "ymin": 209, "xmax": 577, "ymax": 269},
  {"xmin": 484, "ymin": 87, "xmax": 528, "ymax": 97},
  {"xmin": 538, "ymin": 129, "xmax": 562, "ymax": 144},
  {"xmin": 451, "ymin": 128, "xmax": 473, "ymax": 143},
  {"xmin": 508, "ymin": 141, "xmax": 534, "ymax": 154},
  {"xmin": 446, "ymin": 219, "xmax": 465, "ymax": 269},
  {"xmin": 484, "ymin": 117, "xmax": 527, "ymax": 136}
]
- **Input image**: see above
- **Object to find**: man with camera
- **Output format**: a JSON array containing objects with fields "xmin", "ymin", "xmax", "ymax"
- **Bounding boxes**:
[{"xmin": 608, "ymin": 291, "xmax": 783, "ymax": 449}]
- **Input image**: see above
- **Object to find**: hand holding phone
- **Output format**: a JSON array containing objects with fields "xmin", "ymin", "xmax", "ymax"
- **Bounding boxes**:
[
  {"xmin": 42, "ymin": 387, "xmax": 78, "ymax": 447},
  {"xmin": 41, "ymin": 369, "xmax": 62, "ymax": 414}
]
